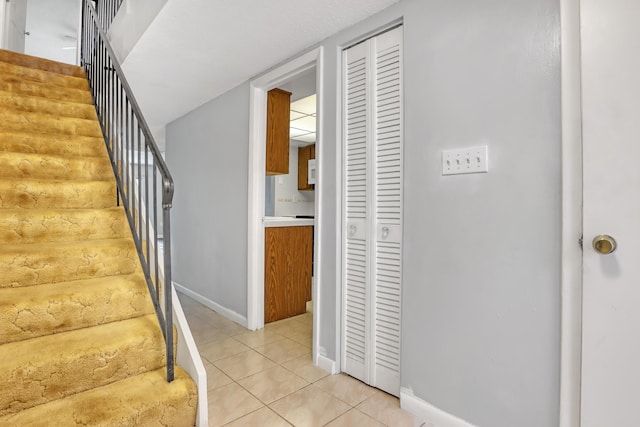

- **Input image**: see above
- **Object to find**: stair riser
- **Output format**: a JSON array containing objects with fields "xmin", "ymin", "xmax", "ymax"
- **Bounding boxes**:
[
  {"xmin": 0, "ymin": 208, "xmax": 127, "ymax": 244},
  {"xmin": 0, "ymin": 315, "xmax": 165, "ymax": 417},
  {"xmin": 0, "ymin": 179, "xmax": 116, "ymax": 209},
  {"xmin": 0, "ymin": 274, "xmax": 153, "ymax": 344},
  {"xmin": 0, "ymin": 151, "xmax": 113, "ymax": 181},
  {"xmin": 0, "ymin": 49, "xmax": 85, "ymax": 78},
  {"xmin": 0, "ymin": 92, "xmax": 98, "ymax": 120},
  {"xmin": 0, "ymin": 111, "xmax": 103, "ymax": 138},
  {"xmin": 0, "ymin": 77, "xmax": 92, "ymax": 104},
  {"xmin": 0, "ymin": 62, "xmax": 89, "ymax": 91},
  {"xmin": 0, "ymin": 368, "xmax": 197, "ymax": 427},
  {"xmin": 0, "ymin": 131, "xmax": 106, "ymax": 158},
  {"xmin": 0, "ymin": 240, "xmax": 139, "ymax": 288}
]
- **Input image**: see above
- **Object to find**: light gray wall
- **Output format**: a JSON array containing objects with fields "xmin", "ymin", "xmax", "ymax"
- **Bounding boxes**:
[
  {"xmin": 166, "ymin": 82, "xmax": 250, "ymax": 317},
  {"xmin": 400, "ymin": 0, "xmax": 561, "ymax": 425},
  {"xmin": 278, "ymin": 68, "xmax": 317, "ymax": 102},
  {"xmin": 164, "ymin": 0, "xmax": 561, "ymax": 425}
]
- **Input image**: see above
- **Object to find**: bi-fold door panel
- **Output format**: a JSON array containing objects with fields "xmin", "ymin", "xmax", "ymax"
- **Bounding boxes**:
[{"xmin": 343, "ymin": 25, "xmax": 403, "ymax": 397}]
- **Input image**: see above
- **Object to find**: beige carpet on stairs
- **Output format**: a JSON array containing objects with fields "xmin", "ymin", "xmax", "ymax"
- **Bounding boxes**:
[{"xmin": 0, "ymin": 49, "xmax": 197, "ymax": 426}]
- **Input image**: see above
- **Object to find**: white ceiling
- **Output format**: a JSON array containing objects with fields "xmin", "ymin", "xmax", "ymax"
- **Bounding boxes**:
[{"xmin": 120, "ymin": 0, "xmax": 399, "ymax": 135}]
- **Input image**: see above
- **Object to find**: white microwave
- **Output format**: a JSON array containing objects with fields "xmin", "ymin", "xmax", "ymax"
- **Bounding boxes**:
[{"xmin": 308, "ymin": 159, "xmax": 317, "ymax": 185}]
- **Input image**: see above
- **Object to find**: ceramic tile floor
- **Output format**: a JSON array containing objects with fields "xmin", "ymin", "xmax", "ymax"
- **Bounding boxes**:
[{"xmin": 177, "ymin": 293, "xmax": 426, "ymax": 427}]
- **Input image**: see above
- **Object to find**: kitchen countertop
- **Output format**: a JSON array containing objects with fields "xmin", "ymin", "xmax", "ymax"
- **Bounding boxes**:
[{"xmin": 263, "ymin": 216, "xmax": 315, "ymax": 227}]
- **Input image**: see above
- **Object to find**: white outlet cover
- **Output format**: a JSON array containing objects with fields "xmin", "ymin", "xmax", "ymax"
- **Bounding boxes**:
[{"xmin": 442, "ymin": 146, "xmax": 489, "ymax": 175}]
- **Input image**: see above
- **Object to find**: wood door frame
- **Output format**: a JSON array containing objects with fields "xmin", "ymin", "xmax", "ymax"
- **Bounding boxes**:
[
  {"xmin": 247, "ymin": 47, "xmax": 324, "ymax": 361},
  {"xmin": 559, "ymin": 0, "xmax": 583, "ymax": 426}
]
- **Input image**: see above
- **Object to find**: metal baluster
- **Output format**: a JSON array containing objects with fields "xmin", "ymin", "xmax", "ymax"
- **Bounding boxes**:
[
  {"xmin": 145, "ymin": 142, "xmax": 150, "ymax": 284},
  {"xmin": 153, "ymin": 167, "xmax": 159, "ymax": 296}
]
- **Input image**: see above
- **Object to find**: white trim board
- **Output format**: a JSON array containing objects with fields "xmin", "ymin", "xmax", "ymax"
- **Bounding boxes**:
[
  {"xmin": 559, "ymin": 0, "xmax": 583, "ymax": 426},
  {"xmin": 173, "ymin": 281, "xmax": 248, "ymax": 328},
  {"xmin": 172, "ymin": 286, "xmax": 208, "ymax": 426},
  {"xmin": 246, "ymin": 47, "xmax": 324, "ymax": 364},
  {"xmin": 400, "ymin": 388, "xmax": 476, "ymax": 427},
  {"xmin": 316, "ymin": 353, "xmax": 338, "ymax": 375}
]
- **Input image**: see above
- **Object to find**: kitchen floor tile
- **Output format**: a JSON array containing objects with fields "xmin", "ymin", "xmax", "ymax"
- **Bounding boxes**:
[
  {"xmin": 233, "ymin": 329, "xmax": 286, "ymax": 348},
  {"xmin": 213, "ymin": 349, "xmax": 277, "ymax": 381},
  {"xmin": 357, "ymin": 391, "xmax": 424, "ymax": 427},
  {"xmin": 207, "ymin": 383, "xmax": 263, "ymax": 427},
  {"xmin": 255, "ymin": 337, "xmax": 309, "ymax": 364},
  {"xmin": 199, "ymin": 337, "xmax": 250, "ymax": 363},
  {"xmin": 237, "ymin": 365, "xmax": 308, "ymax": 404},
  {"xmin": 324, "ymin": 408, "xmax": 385, "ymax": 427},
  {"xmin": 270, "ymin": 385, "xmax": 350, "ymax": 427},
  {"xmin": 314, "ymin": 373, "xmax": 377, "ymax": 406},
  {"xmin": 223, "ymin": 407, "xmax": 290, "ymax": 427},
  {"xmin": 281, "ymin": 354, "xmax": 329, "ymax": 383}
]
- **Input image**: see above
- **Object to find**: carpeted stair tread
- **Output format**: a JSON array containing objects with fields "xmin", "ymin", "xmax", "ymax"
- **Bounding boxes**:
[
  {"xmin": 0, "ymin": 273, "xmax": 153, "ymax": 344},
  {"xmin": 0, "ymin": 90, "xmax": 98, "ymax": 120},
  {"xmin": 0, "ymin": 110, "xmax": 103, "ymax": 138},
  {"xmin": 0, "ymin": 238, "xmax": 139, "ymax": 288},
  {"xmin": 0, "ymin": 131, "xmax": 106, "ymax": 158},
  {"xmin": 0, "ymin": 61, "xmax": 89, "ymax": 91},
  {"xmin": 0, "ymin": 75, "xmax": 93, "ymax": 104},
  {"xmin": 0, "ymin": 150, "xmax": 112, "ymax": 181},
  {"xmin": 0, "ymin": 367, "xmax": 197, "ymax": 427},
  {"xmin": 0, "ymin": 49, "xmax": 85, "ymax": 78},
  {"xmin": 0, "ymin": 207, "xmax": 127, "ymax": 244},
  {"xmin": 0, "ymin": 49, "xmax": 197, "ymax": 426},
  {"xmin": 0, "ymin": 177, "xmax": 116, "ymax": 209},
  {"xmin": 0, "ymin": 314, "xmax": 165, "ymax": 417}
]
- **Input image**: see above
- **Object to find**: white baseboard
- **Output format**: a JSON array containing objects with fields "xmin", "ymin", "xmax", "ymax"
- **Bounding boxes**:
[
  {"xmin": 400, "ymin": 388, "xmax": 476, "ymax": 427},
  {"xmin": 173, "ymin": 281, "xmax": 248, "ymax": 328},
  {"xmin": 317, "ymin": 354, "xmax": 338, "ymax": 374}
]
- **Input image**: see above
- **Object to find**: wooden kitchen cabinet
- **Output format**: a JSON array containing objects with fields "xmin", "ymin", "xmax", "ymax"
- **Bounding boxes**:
[
  {"xmin": 298, "ymin": 144, "xmax": 315, "ymax": 191},
  {"xmin": 266, "ymin": 88, "xmax": 292, "ymax": 175},
  {"xmin": 264, "ymin": 226, "xmax": 313, "ymax": 323}
]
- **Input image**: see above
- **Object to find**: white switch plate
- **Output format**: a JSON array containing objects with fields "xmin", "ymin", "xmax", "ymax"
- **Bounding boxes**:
[{"xmin": 442, "ymin": 145, "xmax": 488, "ymax": 175}]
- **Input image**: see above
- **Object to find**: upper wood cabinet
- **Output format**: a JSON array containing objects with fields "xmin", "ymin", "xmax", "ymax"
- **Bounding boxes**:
[
  {"xmin": 266, "ymin": 88, "xmax": 292, "ymax": 175},
  {"xmin": 298, "ymin": 144, "xmax": 316, "ymax": 191}
]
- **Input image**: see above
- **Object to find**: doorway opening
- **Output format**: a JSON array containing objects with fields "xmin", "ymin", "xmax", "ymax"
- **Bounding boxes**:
[{"xmin": 247, "ymin": 47, "xmax": 324, "ymax": 365}]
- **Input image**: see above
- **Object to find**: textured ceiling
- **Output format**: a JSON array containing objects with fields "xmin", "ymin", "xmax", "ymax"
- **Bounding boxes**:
[{"xmin": 120, "ymin": 0, "xmax": 399, "ymax": 135}]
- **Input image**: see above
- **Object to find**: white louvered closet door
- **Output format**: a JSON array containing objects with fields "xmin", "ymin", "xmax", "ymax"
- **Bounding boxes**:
[{"xmin": 342, "ymin": 26, "xmax": 403, "ymax": 397}]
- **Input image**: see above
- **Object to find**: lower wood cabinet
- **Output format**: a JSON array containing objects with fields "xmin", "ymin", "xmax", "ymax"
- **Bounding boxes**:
[{"xmin": 264, "ymin": 226, "xmax": 313, "ymax": 323}]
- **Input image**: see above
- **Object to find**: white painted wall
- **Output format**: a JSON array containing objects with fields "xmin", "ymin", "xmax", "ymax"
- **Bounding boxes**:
[
  {"xmin": 108, "ymin": 0, "xmax": 167, "ymax": 62},
  {"xmin": 3, "ymin": 0, "xmax": 27, "ymax": 52},
  {"xmin": 24, "ymin": 0, "xmax": 78, "ymax": 64},
  {"xmin": 273, "ymin": 145, "xmax": 315, "ymax": 217},
  {"xmin": 164, "ymin": 0, "xmax": 561, "ymax": 425}
]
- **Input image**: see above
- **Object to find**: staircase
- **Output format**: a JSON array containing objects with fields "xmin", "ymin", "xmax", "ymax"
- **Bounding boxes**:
[{"xmin": 0, "ymin": 49, "xmax": 197, "ymax": 426}]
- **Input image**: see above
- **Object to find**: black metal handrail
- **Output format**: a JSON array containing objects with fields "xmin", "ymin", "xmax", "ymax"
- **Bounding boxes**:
[{"xmin": 80, "ymin": 0, "xmax": 175, "ymax": 382}]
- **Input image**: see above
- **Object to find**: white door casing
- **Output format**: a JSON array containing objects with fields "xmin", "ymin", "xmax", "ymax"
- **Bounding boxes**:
[
  {"xmin": 580, "ymin": 0, "xmax": 640, "ymax": 425},
  {"xmin": 342, "ymin": 25, "xmax": 403, "ymax": 397},
  {"xmin": 2, "ymin": 0, "xmax": 27, "ymax": 52}
]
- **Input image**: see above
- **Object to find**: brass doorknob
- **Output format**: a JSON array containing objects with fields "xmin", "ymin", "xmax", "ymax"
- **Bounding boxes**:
[{"xmin": 592, "ymin": 235, "xmax": 617, "ymax": 255}]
